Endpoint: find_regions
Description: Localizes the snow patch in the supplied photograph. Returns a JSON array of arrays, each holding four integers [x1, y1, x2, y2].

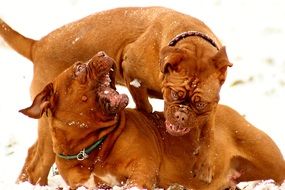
[[72, 37, 80, 44], [238, 180, 285, 190], [81, 173, 96, 189], [130, 79, 141, 88], [95, 173, 120, 187]]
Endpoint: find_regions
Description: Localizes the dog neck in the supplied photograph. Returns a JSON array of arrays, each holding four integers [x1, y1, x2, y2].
[[56, 136, 107, 161], [168, 31, 219, 50], [97, 111, 126, 160], [49, 111, 126, 161]]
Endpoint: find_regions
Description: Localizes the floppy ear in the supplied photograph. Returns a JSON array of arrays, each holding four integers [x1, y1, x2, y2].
[[19, 83, 54, 119], [160, 47, 185, 73], [212, 46, 233, 83]]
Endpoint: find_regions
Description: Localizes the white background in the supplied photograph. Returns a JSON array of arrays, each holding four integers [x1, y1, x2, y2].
[[0, 0, 284, 189]]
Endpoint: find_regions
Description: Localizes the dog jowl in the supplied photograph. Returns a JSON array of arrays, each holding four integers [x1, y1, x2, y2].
[[19, 51, 130, 188], [160, 43, 232, 183], [161, 46, 232, 136], [20, 51, 129, 136]]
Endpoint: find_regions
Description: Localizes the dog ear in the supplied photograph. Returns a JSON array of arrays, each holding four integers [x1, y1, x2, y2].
[[19, 83, 54, 119], [212, 46, 233, 83], [160, 47, 184, 73]]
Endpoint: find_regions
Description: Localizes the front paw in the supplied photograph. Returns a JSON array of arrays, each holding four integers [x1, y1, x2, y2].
[[193, 158, 214, 183], [17, 170, 29, 184], [167, 184, 187, 190]]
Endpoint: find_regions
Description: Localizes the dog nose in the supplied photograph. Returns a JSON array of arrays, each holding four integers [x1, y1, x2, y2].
[[174, 111, 188, 123]]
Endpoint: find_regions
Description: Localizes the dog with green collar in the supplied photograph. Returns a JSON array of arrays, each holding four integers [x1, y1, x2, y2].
[[20, 52, 285, 189]]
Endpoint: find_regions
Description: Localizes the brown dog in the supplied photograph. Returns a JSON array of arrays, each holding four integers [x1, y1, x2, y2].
[[0, 7, 230, 113], [20, 51, 285, 190], [1, 7, 231, 184]]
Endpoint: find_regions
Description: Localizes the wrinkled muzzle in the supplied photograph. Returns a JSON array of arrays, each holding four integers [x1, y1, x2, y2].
[[88, 52, 129, 115], [164, 104, 199, 136], [98, 86, 129, 115], [87, 51, 116, 88]]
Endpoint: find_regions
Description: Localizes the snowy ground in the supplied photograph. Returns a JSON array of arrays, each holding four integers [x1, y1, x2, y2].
[[0, 0, 284, 189]]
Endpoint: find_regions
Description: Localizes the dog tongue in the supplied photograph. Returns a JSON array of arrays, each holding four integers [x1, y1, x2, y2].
[[98, 87, 129, 114]]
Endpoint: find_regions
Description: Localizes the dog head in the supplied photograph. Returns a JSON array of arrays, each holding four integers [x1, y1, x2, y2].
[[160, 44, 232, 136], [20, 51, 129, 131]]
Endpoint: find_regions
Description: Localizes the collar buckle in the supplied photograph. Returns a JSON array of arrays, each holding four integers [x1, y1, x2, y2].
[[77, 149, 89, 161]]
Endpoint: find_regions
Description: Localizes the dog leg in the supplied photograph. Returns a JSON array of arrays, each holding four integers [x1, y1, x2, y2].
[[17, 119, 55, 185], [167, 184, 188, 190], [17, 141, 38, 183], [193, 124, 214, 183], [122, 32, 161, 113], [124, 177, 156, 190], [125, 77, 153, 113], [232, 120, 285, 183], [193, 150, 214, 183], [124, 161, 159, 189]]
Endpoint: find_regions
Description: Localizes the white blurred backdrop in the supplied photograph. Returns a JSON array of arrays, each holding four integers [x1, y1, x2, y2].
[[0, 0, 284, 189]]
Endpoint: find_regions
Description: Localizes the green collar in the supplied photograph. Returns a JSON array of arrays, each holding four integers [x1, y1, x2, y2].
[[57, 136, 106, 161]]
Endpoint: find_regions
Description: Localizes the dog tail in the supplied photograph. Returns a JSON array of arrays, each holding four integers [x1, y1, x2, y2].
[[0, 18, 36, 61]]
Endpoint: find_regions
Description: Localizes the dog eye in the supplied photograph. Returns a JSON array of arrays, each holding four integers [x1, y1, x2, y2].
[[171, 90, 179, 100], [195, 101, 207, 111], [74, 63, 87, 84], [177, 91, 185, 99], [75, 64, 87, 75], [171, 90, 185, 101]]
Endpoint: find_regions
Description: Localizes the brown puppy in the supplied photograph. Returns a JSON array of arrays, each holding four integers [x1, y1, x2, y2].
[[1, 7, 231, 183], [20, 51, 285, 190]]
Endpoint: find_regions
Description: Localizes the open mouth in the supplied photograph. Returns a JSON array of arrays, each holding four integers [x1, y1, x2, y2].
[[97, 64, 129, 115], [165, 120, 191, 136], [99, 64, 116, 89]]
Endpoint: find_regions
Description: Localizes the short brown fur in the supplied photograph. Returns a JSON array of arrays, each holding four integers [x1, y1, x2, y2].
[[20, 52, 285, 190], [1, 7, 232, 184]]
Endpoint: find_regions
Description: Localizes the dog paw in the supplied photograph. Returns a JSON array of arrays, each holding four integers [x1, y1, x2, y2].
[[17, 172, 29, 184], [193, 158, 214, 183], [167, 184, 187, 190]]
